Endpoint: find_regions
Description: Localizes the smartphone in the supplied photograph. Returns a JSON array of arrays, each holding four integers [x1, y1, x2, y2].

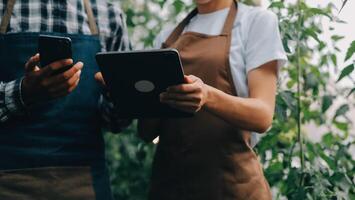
[[38, 35, 73, 74]]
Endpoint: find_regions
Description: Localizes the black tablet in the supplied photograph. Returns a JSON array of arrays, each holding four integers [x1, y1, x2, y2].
[[96, 49, 193, 118]]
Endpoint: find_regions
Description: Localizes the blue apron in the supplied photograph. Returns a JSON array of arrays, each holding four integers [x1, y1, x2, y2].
[[0, 1, 113, 198]]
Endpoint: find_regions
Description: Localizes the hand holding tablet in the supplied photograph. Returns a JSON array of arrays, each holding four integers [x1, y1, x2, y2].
[[95, 49, 194, 118]]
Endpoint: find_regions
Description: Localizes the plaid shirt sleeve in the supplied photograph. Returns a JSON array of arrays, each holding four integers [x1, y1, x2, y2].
[[98, 3, 132, 133], [0, 79, 26, 123]]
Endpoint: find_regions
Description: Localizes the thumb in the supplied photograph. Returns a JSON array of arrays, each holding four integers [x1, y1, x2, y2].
[[95, 72, 106, 87], [184, 75, 197, 84], [25, 54, 40, 73]]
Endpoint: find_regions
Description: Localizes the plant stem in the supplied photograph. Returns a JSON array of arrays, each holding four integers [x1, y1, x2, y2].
[[296, 0, 305, 187]]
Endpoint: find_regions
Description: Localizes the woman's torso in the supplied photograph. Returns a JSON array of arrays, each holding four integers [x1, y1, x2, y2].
[[148, 2, 279, 199], [155, 3, 287, 146]]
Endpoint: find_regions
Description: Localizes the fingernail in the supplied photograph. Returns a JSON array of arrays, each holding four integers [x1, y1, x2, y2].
[[79, 62, 84, 68], [76, 63, 84, 70]]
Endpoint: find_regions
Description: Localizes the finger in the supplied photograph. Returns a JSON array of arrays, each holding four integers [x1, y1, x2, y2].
[[25, 53, 40, 72], [48, 71, 81, 94], [34, 66, 41, 72], [165, 100, 199, 113], [184, 75, 198, 84], [95, 72, 106, 86], [49, 59, 74, 71], [38, 59, 74, 77], [167, 82, 201, 93], [160, 92, 200, 102], [41, 62, 83, 84]]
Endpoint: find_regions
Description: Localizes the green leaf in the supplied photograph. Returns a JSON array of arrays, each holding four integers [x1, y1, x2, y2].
[[308, 8, 332, 19], [280, 91, 297, 114], [333, 104, 350, 119], [275, 103, 287, 122], [319, 152, 337, 169], [331, 35, 345, 42], [322, 133, 336, 146], [321, 95, 333, 113], [304, 28, 321, 43], [344, 40, 355, 61], [173, 0, 184, 14], [337, 64, 354, 82], [334, 121, 348, 131], [330, 54, 337, 66], [305, 73, 319, 90], [339, 0, 348, 13], [283, 39, 291, 53], [268, 1, 285, 9], [347, 88, 355, 97]]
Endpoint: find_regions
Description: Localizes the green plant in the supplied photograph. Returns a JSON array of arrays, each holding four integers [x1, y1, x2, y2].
[[105, 1, 355, 199]]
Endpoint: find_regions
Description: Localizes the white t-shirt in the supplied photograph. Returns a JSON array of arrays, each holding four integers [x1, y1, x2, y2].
[[155, 3, 287, 146]]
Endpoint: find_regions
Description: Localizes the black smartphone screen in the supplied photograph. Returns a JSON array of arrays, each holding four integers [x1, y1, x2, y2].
[[38, 35, 73, 73]]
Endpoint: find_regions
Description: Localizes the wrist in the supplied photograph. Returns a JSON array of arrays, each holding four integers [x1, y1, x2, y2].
[[20, 77, 35, 106], [203, 84, 215, 111], [19, 77, 27, 107]]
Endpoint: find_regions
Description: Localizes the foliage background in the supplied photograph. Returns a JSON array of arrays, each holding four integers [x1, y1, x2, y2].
[[105, 0, 355, 199]]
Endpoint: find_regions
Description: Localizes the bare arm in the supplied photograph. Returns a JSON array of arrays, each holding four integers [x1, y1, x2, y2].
[[161, 60, 278, 133], [204, 61, 278, 133]]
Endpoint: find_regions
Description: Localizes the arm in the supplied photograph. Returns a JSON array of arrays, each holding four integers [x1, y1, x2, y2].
[[204, 61, 278, 133], [1, 54, 82, 123], [160, 60, 278, 133], [95, 73, 132, 133], [98, 91, 133, 133]]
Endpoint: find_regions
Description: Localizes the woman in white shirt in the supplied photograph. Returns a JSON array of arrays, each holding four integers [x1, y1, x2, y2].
[[138, 0, 287, 199]]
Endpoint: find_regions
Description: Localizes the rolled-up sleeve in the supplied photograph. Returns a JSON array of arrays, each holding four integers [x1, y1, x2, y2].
[[0, 79, 26, 123]]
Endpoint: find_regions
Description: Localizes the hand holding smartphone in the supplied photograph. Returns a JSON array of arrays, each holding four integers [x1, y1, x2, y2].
[[20, 35, 83, 105]]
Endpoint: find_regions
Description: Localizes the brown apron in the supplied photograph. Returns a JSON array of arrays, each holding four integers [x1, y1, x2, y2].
[[148, 1, 272, 199], [0, 0, 98, 199]]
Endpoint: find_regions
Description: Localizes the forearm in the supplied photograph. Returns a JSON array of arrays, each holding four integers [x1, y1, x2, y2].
[[99, 95, 132, 133], [138, 119, 161, 142], [204, 86, 274, 133], [0, 79, 26, 123]]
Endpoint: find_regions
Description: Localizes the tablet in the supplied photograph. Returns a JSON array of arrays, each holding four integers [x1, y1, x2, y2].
[[96, 49, 193, 118]]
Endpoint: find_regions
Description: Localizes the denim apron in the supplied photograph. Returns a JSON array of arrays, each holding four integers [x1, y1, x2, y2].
[[0, 1, 112, 199]]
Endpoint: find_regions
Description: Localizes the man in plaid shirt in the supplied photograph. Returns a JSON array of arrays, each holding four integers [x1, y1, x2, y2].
[[0, 0, 131, 199]]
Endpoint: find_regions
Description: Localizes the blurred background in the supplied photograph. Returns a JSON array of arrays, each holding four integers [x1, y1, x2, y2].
[[105, 0, 355, 199]]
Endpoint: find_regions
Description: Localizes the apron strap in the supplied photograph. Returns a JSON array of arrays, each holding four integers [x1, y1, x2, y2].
[[221, 0, 238, 35], [83, 0, 99, 35], [0, 0, 16, 34], [0, 0, 99, 35], [162, 8, 198, 48]]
